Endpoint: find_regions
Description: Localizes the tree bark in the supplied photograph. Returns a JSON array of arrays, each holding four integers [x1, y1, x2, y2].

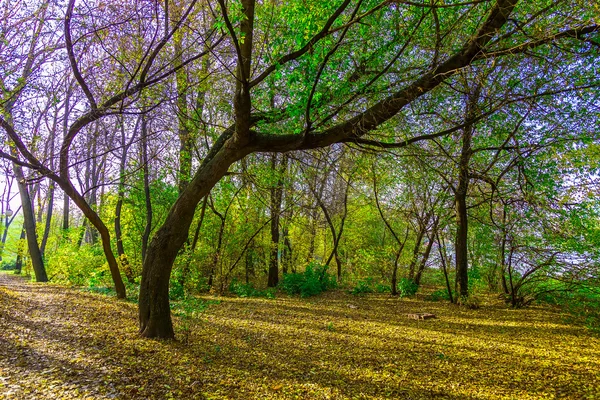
[[454, 84, 481, 299], [138, 140, 248, 338], [115, 117, 135, 284], [14, 228, 26, 274], [268, 154, 285, 287], [12, 155, 47, 282], [141, 115, 153, 262]]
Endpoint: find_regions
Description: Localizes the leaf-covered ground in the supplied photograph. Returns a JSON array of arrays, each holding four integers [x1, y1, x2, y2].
[[1, 272, 598, 399]]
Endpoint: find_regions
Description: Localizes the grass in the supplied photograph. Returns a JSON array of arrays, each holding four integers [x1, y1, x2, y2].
[[0, 271, 599, 399]]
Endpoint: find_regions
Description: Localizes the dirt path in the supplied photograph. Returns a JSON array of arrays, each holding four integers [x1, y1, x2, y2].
[[1, 271, 600, 399], [0, 272, 141, 399]]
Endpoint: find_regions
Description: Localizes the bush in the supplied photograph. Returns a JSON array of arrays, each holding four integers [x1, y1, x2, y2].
[[229, 280, 276, 299], [170, 279, 186, 300], [280, 263, 337, 297], [535, 282, 600, 332], [350, 278, 374, 295], [46, 243, 107, 287], [457, 294, 481, 309], [375, 283, 391, 293], [397, 278, 419, 297], [1, 261, 16, 271], [427, 288, 453, 302]]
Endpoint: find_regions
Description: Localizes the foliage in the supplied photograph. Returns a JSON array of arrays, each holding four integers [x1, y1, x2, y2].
[[397, 278, 419, 298], [349, 278, 374, 295], [427, 288, 453, 302], [457, 294, 481, 310], [46, 241, 110, 288], [279, 262, 337, 297], [0, 260, 16, 271], [228, 280, 276, 299], [536, 280, 600, 332]]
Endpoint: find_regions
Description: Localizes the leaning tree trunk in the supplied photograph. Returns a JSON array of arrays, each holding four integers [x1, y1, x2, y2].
[[138, 140, 247, 338]]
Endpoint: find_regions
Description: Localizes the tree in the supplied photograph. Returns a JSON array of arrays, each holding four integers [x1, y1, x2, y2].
[[137, 0, 598, 337]]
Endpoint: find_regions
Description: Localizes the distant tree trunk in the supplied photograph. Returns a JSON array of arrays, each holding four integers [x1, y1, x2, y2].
[[181, 195, 208, 289], [208, 209, 225, 289], [62, 194, 70, 231], [268, 154, 285, 287], [499, 207, 509, 294], [115, 117, 135, 284], [14, 228, 26, 275], [12, 151, 47, 282], [281, 225, 292, 274], [436, 230, 454, 303], [373, 168, 409, 296], [414, 216, 439, 286], [408, 212, 431, 281], [141, 116, 153, 261], [40, 181, 54, 257]]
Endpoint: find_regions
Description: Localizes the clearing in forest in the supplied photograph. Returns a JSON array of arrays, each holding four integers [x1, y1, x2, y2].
[[0, 272, 598, 399]]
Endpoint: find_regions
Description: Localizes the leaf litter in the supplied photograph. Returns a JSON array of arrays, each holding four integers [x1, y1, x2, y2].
[[0, 272, 599, 399]]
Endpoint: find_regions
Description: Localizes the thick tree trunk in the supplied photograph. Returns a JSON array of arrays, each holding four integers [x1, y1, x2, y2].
[[138, 141, 247, 338], [454, 85, 480, 299]]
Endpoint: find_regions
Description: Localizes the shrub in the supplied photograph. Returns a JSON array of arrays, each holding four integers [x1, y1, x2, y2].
[[350, 278, 374, 295], [229, 280, 276, 299], [375, 283, 391, 293], [46, 243, 107, 287], [397, 278, 419, 297], [457, 294, 481, 309], [169, 278, 186, 300], [1, 261, 16, 271], [427, 288, 453, 302], [280, 262, 336, 297]]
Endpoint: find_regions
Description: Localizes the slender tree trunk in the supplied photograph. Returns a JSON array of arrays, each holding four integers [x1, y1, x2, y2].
[[40, 181, 54, 257], [499, 207, 509, 294], [408, 213, 430, 281], [14, 228, 26, 275], [282, 226, 292, 274], [62, 195, 69, 231], [115, 118, 135, 284], [12, 153, 47, 282], [268, 154, 284, 287], [436, 230, 454, 303], [141, 116, 153, 261], [414, 216, 439, 286]]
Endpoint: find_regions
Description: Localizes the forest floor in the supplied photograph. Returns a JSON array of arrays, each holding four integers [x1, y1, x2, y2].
[[0, 272, 599, 400]]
